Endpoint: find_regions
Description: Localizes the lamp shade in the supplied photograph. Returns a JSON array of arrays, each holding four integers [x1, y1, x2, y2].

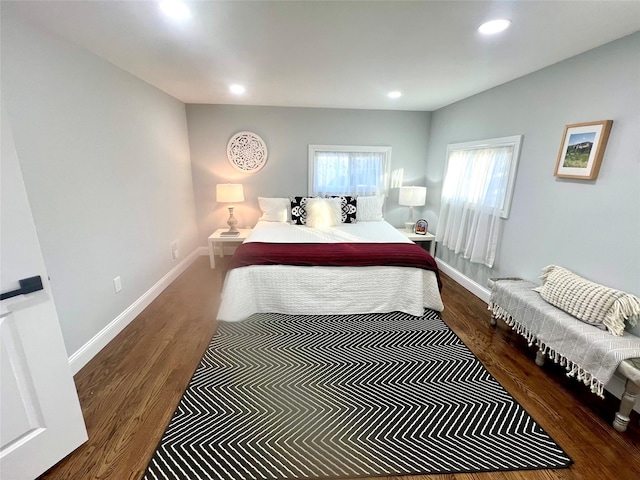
[[216, 183, 244, 203], [398, 186, 426, 206]]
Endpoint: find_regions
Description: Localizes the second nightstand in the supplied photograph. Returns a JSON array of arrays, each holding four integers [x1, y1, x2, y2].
[[397, 228, 436, 256], [207, 228, 252, 268]]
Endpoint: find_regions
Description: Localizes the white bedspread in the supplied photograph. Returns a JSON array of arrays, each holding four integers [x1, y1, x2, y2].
[[245, 220, 413, 244], [217, 221, 444, 321]]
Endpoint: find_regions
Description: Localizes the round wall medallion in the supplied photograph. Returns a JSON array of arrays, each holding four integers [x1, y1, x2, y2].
[[226, 131, 268, 173]]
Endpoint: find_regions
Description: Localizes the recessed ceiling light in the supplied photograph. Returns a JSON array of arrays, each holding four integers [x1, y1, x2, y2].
[[388, 91, 402, 99], [229, 84, 246, 95], [159, 1, 191, 20], [478, 19, 511, 35]]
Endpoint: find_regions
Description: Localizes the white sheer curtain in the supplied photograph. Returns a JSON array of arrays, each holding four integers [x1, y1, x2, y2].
[[436, 145, 513, 267], [312, 151, 390, 197]]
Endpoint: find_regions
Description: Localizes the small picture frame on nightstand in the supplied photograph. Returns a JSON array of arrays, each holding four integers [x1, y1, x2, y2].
[[415, 219, 428, 235]]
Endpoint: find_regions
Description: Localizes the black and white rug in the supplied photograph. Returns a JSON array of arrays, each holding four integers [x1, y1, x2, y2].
[[144, 310, 571, 479]]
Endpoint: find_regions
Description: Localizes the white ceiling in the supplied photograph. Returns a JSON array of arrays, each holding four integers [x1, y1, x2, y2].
[[5, 1, 640, 111]]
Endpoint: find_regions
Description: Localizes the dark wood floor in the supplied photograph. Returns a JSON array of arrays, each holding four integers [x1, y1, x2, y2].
[[40, 256, 640, 480]]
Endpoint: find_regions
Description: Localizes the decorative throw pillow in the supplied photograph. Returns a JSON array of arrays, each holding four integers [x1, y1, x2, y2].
[[289, 196, 314, 225], [533, 265, 640, 336], [258, 197, 289, 222], [326, 195, 357, 223], [306, 198, 342, 229], [356, 195, 385, 222]]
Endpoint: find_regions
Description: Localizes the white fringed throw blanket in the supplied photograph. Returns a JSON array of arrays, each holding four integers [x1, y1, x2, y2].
[[489, 280, 640, 398]]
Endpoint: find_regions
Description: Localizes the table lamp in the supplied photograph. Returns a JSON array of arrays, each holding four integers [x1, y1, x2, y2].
[[399, 186, 426, 232], [216, 183, 244, 236]]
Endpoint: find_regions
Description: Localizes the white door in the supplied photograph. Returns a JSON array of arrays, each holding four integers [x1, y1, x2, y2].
[[1, 105, 88, 479]]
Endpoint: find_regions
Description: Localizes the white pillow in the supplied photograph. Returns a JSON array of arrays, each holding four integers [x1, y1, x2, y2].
[[305, 198, 342, 229], [533, 265, 640, 336], [356, 195, 385, 221], [258, 197, 289, 222]]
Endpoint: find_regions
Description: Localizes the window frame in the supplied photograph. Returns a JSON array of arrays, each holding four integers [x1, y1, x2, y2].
[[308, 144, 392, 196], [444, 135, 523, 219]]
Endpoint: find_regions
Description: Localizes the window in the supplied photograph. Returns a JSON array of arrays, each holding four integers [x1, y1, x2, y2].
[[308, 145, 391, 197], [442, 135, 522, 219], [436, 135, 522, 267]]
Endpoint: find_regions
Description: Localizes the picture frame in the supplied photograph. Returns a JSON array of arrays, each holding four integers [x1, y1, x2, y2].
[[414, 219, 428, 235], [554, 120, 613, 180]]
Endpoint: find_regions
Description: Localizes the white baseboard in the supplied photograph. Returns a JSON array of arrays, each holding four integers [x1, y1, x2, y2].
[[68, 247, 202, 375], [435, 258, 491, 303]]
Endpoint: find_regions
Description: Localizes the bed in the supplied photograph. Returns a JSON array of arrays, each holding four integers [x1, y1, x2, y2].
[[216, 219, 444, 322]]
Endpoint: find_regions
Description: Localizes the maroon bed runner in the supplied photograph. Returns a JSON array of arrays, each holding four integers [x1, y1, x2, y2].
[[229, 242, 441, 290]]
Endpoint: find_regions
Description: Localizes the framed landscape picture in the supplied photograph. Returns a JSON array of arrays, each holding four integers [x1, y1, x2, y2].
[[554, 120, 613, 179]]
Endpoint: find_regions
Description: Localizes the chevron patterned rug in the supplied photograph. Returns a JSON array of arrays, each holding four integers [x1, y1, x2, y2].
[[143, 310, 571, 479]]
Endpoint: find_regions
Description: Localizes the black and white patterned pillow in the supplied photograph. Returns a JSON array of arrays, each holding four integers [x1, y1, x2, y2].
[[289, 196, 313, 225], [326, 196, 357, 223]]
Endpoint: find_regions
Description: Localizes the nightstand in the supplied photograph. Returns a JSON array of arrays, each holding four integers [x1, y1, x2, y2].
[[207, 228, 252, 268], [397, 228, 436, 256]]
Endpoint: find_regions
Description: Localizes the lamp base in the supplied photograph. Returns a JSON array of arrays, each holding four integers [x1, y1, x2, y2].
[[225, 206, 240, 235]]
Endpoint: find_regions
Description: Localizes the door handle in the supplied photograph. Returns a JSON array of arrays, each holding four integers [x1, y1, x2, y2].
[[1, 276, 44, 301]]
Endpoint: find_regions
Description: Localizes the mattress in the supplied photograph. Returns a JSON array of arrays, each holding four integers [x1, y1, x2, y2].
[[217, 221, 444, 321]]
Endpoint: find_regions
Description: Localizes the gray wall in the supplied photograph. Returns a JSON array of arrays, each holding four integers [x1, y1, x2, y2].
[[1, 12, 199, 356], [186, 105, 431, 244], [426, 33, 640, 334]]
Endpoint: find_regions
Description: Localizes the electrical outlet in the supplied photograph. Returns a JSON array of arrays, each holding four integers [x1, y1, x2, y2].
[[171, 240, 179, 261], [113, 276, 122, 293]]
